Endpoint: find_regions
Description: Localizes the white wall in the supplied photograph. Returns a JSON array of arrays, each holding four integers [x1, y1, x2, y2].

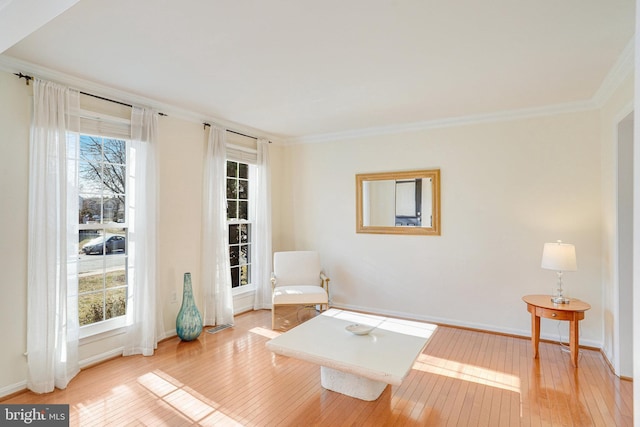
[[0, 70, 30, 395], [273, 111, 604, 345], [156, 116, 206, 336]]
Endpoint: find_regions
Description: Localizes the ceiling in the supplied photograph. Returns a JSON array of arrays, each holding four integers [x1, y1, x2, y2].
[[1, 0, 635, 141]]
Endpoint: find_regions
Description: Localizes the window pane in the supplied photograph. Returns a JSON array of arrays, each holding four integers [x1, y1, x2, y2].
[[105, 258, 126, 289], [238, 201, 248, 220], [240, 244, 249, 265], [78, 264, 104, 293], [229, 224, 239, 245], [227, 161, 237, 178], [240, 264, 250, 286], [229, 246, 239, 267], [79, 292, 104, 326], [105, 288, 127, 320], [227, 201, 237, 220], [103, 139, 126, 165], [102, 164, 126, 195], [230, 267, 239, 288], [238, 163, 248, 179], [79, 196, 101, 224], [227, 178, 237, 199], [239, 224, 249, 243], [79, 162, 102, 194], [105, 228, 127, 254], [238, 179, 248, 199], [80, 135, 102, 162], [103, 196, 126, 223]]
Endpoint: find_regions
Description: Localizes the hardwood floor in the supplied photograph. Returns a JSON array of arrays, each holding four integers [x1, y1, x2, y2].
[[2, 309, 633, 426]]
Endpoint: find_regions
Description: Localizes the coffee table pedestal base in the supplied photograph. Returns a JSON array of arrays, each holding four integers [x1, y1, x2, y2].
[[320, 367, 388, 401]]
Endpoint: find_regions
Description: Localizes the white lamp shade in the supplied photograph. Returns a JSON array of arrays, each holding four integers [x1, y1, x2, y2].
[[541, 242, 577, 272]]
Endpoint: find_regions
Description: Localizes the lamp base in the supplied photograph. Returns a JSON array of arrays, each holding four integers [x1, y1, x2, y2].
[[551, 296, 570, 304]]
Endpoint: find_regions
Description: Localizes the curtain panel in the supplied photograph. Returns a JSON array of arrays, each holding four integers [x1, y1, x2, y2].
[[202, 125, 235, 326], [123, 106, 162, 356], [254, 139, 273, 309], [27, 79, 81, 393]]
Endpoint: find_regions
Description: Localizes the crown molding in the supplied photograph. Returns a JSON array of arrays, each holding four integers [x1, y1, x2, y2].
[[591, 37, 634, 108], [282, 100, 598, 145], [283, 36, 635, 145], [0, 54, 284, 143]]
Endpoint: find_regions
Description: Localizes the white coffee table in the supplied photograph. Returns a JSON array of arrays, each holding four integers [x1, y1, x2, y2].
[[266, 308, 437, 401]]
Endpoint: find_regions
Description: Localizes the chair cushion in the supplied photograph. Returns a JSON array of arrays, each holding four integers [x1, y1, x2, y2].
[[273, 251, 321, 287], [273, 285, 328, 305]]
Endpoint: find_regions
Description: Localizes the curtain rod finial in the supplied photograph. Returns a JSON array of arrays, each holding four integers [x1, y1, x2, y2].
[[14, 72, 33, 85]]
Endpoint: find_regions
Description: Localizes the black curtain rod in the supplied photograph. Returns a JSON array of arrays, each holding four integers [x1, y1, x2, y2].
[[203, 122, 271, 143], [14, 72, 33, 84], [15, 72, 167, 116]]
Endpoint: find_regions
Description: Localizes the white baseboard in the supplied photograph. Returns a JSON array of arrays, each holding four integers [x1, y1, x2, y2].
[[79, 348, 124, 369], [0, 380, 27, 399]]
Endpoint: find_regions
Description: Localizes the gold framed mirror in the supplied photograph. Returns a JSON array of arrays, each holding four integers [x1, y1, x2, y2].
[[356, 169, 441, 235]]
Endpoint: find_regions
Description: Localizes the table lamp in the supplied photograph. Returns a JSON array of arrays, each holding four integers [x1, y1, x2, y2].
[[541, 240, 577, 304]]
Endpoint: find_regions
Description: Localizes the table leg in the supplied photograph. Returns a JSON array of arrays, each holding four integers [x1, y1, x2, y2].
[[321, 367, 388, 401], [531, 309, 540, 359], [569, 317, 579, 367]]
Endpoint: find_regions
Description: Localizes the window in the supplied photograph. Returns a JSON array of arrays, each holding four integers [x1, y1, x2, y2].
[[226, 160, 253, 290], [76, 134, 129, 329]]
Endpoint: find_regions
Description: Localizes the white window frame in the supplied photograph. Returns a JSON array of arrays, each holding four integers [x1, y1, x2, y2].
[[76, 133, 131, 339]]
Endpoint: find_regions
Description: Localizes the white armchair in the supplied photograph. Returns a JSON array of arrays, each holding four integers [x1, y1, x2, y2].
[[271, 251, 330, 329]]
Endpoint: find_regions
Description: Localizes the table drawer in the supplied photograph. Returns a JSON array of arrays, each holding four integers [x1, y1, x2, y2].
[[535, 307, 573, 321]]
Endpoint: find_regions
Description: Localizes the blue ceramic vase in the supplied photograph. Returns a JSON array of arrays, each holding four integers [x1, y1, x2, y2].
[[176, 272, 203, 341]]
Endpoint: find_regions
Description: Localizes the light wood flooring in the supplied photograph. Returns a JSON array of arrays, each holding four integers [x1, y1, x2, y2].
[[2, 308, 633, 426]]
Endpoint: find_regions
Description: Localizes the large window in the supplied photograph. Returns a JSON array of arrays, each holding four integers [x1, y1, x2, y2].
[[76, 134, 129, 328], [226, 160, 252, 289]]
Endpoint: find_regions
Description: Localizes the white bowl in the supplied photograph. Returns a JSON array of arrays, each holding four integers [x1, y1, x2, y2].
[[345, 323, 375, 335]]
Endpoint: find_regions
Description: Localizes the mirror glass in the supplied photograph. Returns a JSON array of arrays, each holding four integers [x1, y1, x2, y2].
[[356, 169, 440, 235]]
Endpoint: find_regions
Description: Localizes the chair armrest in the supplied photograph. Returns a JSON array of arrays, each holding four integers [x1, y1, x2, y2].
[[320, 272, 330, 294], [271, 272, 277, 290]]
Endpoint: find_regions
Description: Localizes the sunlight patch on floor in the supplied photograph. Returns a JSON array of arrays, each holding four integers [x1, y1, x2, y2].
[[413, 354, 521, 394], [134, 370, 244, 425], [137, 371, 179, 396], [250, 326, 282, 339]]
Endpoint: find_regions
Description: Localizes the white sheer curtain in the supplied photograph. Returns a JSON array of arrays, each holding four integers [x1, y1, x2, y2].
[[254, 139, 273, 309], [123, 106, 161, 356], [202, 125, 234, 326], [27, 79, 80, 393]]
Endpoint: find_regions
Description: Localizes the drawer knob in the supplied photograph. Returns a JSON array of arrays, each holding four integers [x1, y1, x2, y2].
[[552, 313, 557, 317]]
